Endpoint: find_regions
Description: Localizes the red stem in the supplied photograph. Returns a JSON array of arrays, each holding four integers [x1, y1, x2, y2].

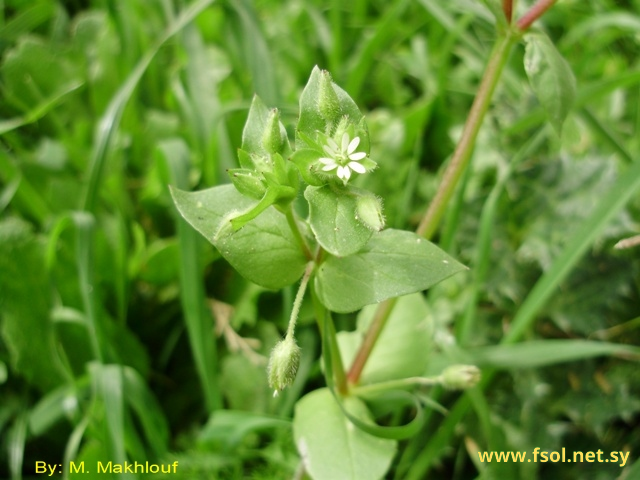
[[517, 0, 557, 31], [503, 0, 513, 23]]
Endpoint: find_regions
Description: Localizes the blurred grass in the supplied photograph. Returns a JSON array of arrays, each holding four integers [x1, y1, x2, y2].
[[1, 0, 640, 479]]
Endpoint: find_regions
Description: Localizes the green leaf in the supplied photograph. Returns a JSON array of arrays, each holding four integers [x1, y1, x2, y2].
[[170, 184, 307, 289], [524, 32, 577, 135], [297, 66, 369, 149], [338, 294, 432, 384], [199, 410, 289, 450], [122, 367, 169, 458], [293, 388, 396, 480], [452, 340, 640, 369], [305, 185, 373, 257], [315, 229, 466, 313]]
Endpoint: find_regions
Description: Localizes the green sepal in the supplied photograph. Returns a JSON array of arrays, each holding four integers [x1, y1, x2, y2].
[[227, 168, 266, 200], [297, 66, 369, 150], [290, 149, 325, 186], [242, 94, 290, 156]]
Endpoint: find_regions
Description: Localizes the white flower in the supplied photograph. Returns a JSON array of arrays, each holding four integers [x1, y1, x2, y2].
[[319, 133, 367, 183]]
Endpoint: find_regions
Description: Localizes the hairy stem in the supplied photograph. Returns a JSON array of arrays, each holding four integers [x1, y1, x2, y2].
[[287, 262, 315, 339]]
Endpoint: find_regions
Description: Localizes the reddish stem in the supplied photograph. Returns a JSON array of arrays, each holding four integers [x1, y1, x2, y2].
[[517, 0, 557, 31], [503, 0, 513, 23]]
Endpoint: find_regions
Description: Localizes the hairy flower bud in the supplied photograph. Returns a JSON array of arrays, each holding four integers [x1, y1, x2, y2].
[[262, 108, 284, 154], [267, 336, 301, 396], [356, 194, 385, 232], [441, 365, 481, 390], [318, 70, 341, 122]]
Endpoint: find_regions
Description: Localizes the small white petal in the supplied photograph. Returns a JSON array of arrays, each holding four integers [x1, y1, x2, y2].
[[348, 152, 366, 161], [341, 133, 350, 152], [322, 163, 338, 171], [319, 157, 335, 165], [348, 161, 366, 173], [323, 145, 337, 156], [326, 138, 339, 152], [338, 165, 351, 180], [347, 136, 360, 154]]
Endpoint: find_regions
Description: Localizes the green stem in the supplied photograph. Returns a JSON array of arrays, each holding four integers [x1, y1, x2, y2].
[[286, 262, 314, 339], [309, 282, 348, 395], [326, 310, 348, 395], [286, 206, 313, 260], [417, 31, 516, 240], [352, 376, 440, 397]]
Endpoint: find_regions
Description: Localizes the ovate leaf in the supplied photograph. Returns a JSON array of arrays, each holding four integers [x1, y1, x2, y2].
[[524, 32, 577, 135], [305, 185, 373, 257], [170, 184, 306, 289], [293, 388, 396, 480], [315, 229, 466, 312]]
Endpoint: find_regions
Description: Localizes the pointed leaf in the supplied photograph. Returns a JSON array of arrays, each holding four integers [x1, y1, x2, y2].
[[170, 184, 306, 289], [297, 66, 369, 150], [524, 32, 577, 135], [315, 229, 466, 312], [293, 388, 396, 480]]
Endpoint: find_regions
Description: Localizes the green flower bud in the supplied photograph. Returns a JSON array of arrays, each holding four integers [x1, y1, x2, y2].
[[318, 70, 341, 123], [356, 194, 385, 232], [262, 108, 284, 154], [227, 168, 267, 200], [267, 336, 301, 397], [441, 365, 481, 390]]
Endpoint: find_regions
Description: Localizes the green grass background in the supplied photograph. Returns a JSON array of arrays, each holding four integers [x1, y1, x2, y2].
[[1, 0, 640, 478]]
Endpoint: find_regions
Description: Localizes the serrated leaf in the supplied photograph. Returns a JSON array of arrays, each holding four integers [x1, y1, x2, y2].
[[338, 293, 432, 384], [170, 184, 306, 289], [293, 388, 396, 480], [305, 184, 373, 257], [315, 229, 466, 312], [524, 32, 577, 135]]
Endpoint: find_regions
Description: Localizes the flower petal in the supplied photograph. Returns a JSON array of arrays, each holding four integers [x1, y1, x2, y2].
[[348, 152, 366, 161], [348, 161, 366, 173], [319, 157, 335, 165], [347, 136, 360, 154], [322, 163, 338, 171], [326, 138, 339, 152], [341, 133, 350, 153], [323, 144, 337, 156]]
